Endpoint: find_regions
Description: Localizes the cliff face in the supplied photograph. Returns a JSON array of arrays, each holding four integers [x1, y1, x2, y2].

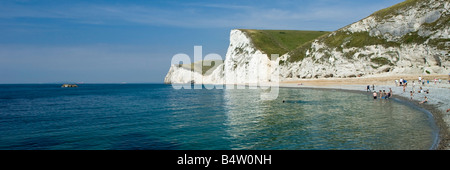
[[165, 0, 449, 84], [164, 29, 276, 85], [163, 65, 203, 84], [280, 0, 449, 79], [223, 30, 277, 84]]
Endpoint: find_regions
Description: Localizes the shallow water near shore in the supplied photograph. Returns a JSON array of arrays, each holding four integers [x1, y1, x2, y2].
[[0, 84, 437, 150]]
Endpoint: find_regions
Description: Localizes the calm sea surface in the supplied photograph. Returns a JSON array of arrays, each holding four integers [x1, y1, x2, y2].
[[0, 84, 438, 150]]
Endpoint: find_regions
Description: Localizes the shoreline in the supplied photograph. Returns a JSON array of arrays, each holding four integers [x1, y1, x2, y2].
[[280, 76, 450, 150], [390, 92, 448, 150]]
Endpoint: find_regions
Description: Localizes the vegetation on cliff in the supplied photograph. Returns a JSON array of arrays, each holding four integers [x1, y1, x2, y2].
[[239, 29, 328, 56]]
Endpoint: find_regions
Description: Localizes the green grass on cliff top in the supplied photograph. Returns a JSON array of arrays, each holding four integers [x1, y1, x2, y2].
[[239, 29, 329, 56], [371, 0, 421, 20], [180, 60, 223, 75]]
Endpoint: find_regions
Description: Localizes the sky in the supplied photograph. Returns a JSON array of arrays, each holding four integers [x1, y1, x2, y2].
[[0, 0, 404, 83]]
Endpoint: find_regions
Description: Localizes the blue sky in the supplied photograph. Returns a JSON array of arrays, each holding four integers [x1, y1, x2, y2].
[[0, 0, 403, 83]]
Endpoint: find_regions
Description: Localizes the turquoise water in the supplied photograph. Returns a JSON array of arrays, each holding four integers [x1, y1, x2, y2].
[[0, 84, 437, 150]]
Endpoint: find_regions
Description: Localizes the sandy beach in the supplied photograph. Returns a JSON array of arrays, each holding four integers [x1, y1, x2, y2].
[[281, 74, 450, 150]]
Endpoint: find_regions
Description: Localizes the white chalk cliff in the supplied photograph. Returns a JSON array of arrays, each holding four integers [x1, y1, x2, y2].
[[165, 0, 449, 84], [164, 29, 278, 85]]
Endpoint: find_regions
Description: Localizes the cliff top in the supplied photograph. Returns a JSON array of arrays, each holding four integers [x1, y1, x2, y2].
[[180, 60, 223, 75], [239, 29, 329, 56], [288, 0, 449, 63]]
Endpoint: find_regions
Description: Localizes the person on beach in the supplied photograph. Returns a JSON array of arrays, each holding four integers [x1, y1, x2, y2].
[[418, 76, 422, 83], [402, 83, 406, 93], [379, 90, 383, 99], [372, 84, 375, 91], [419, 87, 423, 93], [399, 78, 403, 86], [367, 85, 370, 92], [410, 91, 413, 100], [373, 91, 377, 99], [395, 80, 399, 86], [412, 81, 415, 93], [389, 88, 393, 98], [419, 96, 428, 104]]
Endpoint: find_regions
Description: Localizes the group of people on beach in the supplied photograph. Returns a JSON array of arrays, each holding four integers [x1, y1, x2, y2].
[[368, 76, 434, 104], [400, 76, 446, 87], [368, 84, 429, 104], [369, 86, 392, 100]]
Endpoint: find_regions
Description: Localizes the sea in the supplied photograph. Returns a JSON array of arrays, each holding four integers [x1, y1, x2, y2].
[[0, 84, 438, 150]]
